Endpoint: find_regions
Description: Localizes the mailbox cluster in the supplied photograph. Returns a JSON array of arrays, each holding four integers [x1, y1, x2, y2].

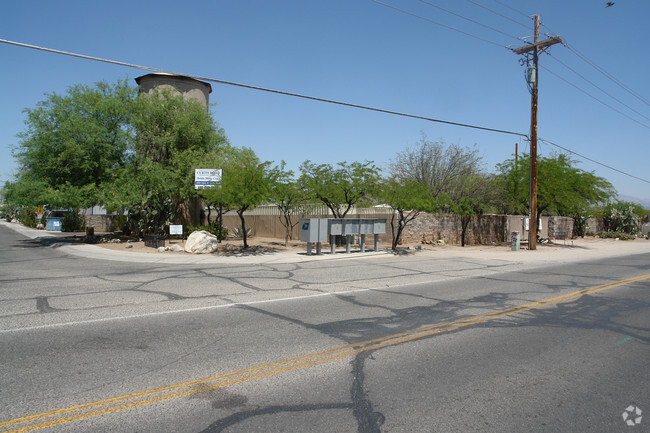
[[300, 218, 387, 255]]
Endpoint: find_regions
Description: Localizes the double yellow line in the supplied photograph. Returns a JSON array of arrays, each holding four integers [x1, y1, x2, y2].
[[2, 273, 649, 433]]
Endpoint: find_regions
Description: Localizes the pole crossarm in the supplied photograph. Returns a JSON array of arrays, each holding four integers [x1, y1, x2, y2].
[[512, 36, 563, 55]]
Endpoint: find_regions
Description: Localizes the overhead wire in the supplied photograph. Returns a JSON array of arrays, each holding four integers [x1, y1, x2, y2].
[[368, 3, 650, 184], [417, 0, 522, 42], [564, 43, 650, 107], [1, 37, 647, 185], [0, 37, 524, 137], [547, 52, 650, 123], [491, 0, 531, 20], [540, 64, 650, 130], [370, 0, 509, 48], [463, 0, 531, 30], [539, 138, 650, 184]]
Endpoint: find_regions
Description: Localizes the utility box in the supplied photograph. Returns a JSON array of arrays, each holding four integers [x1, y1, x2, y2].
[[300, 218, 328, 243], [511, 231, 520, 251]]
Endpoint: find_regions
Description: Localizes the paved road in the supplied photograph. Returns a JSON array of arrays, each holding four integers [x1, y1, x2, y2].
[[0, 224, 648, 432]]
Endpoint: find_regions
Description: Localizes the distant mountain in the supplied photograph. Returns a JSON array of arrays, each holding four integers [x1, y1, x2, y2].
[[618, 195, 650, 210]]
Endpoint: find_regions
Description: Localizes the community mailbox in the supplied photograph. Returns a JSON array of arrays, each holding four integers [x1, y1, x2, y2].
[[342, 219, 360, 236], [299, 218, 328, 243], [373, 219, 387, 235], [328, 219, 343, 236]]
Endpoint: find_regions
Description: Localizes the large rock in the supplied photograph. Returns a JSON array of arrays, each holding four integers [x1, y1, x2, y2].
[[184, 230, 219, 254]]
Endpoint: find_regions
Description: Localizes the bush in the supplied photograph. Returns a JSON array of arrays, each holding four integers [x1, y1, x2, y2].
[[1, 204, 20, 221], [61, 210, 86, 232], [186, 223, 228, 240], [61, 211, 86, 232], [18, 207, 38, 228], [128, 197, 175, 236], [111, 214, 128, 232], [572, 214, 589, 238], [598, 231, 636, 240], [603, 205, 641, 234], [233, 225, 252, 238]]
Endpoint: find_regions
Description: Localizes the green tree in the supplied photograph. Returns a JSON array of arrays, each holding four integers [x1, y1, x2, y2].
[[447, 173, 497, 246], [495, 153, 615, 237], [201, 148, 271, 248], [12, 80, 136, 208], [379, 178, 433, 250], [107, 87, 230, 230], [299, 160, 381, 218], [269, 162, 309, 246], [496, 153, 615, 216]]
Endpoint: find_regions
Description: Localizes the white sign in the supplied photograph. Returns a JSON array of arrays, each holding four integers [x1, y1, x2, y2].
[[169, 225, 183, 235], [194, 168, 222, 190]]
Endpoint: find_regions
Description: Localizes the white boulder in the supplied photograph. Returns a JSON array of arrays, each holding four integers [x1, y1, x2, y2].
[[184, 230, 219, 254]]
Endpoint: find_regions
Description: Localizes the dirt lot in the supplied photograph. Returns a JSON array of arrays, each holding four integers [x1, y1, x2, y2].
[[93, 233, 650, 259], [96, 236, 308, 255]]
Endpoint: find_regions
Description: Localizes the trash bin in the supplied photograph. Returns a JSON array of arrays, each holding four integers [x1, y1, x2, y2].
[[45, 210, 69, 231], [46, 217, 63, 231]]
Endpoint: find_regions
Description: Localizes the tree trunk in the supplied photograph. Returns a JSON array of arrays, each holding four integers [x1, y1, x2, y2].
[[238, 211, 248, 248], [460, 215, 471, 247]]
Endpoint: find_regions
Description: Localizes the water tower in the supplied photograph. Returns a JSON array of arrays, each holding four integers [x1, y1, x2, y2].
[[135, 74, 212, 109], [134, 74, 213, 226]]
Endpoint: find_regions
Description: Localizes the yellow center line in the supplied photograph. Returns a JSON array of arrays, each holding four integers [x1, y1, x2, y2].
[[2, 273, 649, 433]]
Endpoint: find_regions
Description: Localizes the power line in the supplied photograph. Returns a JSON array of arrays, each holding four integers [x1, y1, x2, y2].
[[491, 0, 530, 20], [463, 0, 531, 30], [547, 52, 650, 123], [2, 38, 647, 186], [564, 43, 650, 107], [539, 138, 650, 184], [540, 64, 650, 130], [0, 37, 524, 137], [371, 0, 508, 48], [418, 0, 522, 42]]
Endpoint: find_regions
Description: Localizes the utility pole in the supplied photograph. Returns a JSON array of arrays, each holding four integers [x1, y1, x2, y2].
[[513, 15, 562, 250]]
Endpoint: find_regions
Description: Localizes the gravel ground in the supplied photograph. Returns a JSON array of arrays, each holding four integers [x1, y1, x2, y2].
[[95, 233, 650, 265]]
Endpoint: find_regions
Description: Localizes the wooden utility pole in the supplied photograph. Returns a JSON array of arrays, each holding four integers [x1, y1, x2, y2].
[[513, 15, 562, 250]]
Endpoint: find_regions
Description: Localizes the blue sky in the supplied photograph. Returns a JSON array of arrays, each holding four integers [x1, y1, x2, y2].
[[2, 0, 649, 204]]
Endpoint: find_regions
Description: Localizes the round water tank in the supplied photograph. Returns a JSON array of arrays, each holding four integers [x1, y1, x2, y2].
[[135, 74, 212, 109]]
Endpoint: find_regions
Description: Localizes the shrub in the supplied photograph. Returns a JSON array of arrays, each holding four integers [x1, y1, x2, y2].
[[128, 197, 175, 236], [61, 211, 86, 232], [233, 225, 252, 238], [598, 231, 636, 240], [603, 205, 641, 234], [1, 204, 20, 221], [572, 214, 589, 238], [18, 207, 38, 228], [111, 214, 128, 232], [186, 223, 228, 240]]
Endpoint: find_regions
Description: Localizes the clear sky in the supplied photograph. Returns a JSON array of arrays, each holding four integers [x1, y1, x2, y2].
[[2, 0, 649, 204]]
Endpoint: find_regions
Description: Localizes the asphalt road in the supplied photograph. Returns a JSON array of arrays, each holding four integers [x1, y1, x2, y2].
[[0, 224, 648, 432]]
